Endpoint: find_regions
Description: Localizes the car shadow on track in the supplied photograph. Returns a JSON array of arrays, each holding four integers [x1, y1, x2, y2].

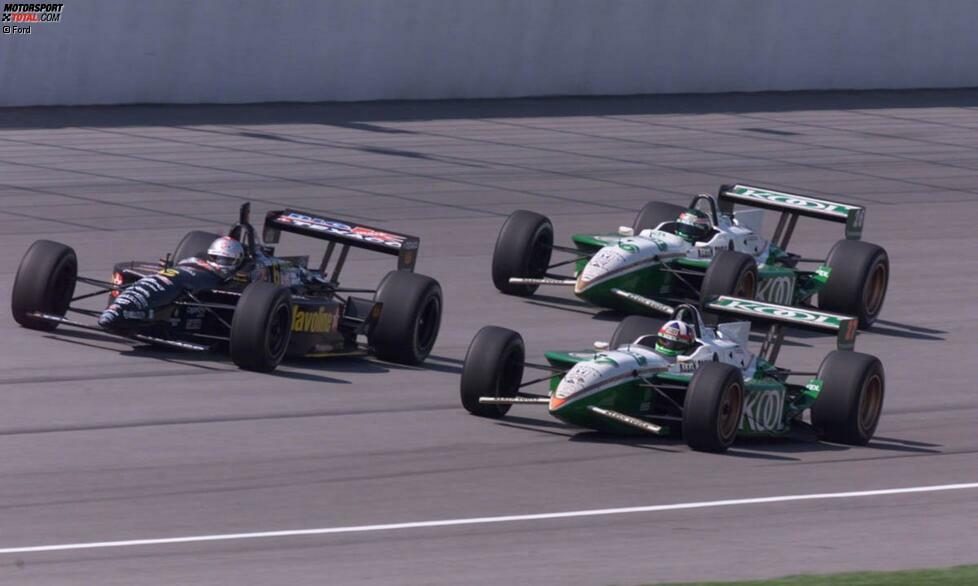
[[489, 416, 942, 460]]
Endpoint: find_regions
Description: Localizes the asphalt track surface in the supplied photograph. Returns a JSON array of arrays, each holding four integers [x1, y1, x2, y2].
[[1, 90, 977, 585]]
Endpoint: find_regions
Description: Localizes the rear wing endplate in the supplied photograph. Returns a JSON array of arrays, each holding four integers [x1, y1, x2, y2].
[[705, 296, 858, 351], [263, 210, 420, 271], [718, 184, 865, 241]]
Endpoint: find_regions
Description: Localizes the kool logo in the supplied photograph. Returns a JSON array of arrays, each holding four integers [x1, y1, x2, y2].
[[618, 243, 639, 253], [757, 275, 794, 305], [721, 298, 838, 326], [742, 389, 784, 432], [732, 187, 856, 216], [292, 306, 333, 333]]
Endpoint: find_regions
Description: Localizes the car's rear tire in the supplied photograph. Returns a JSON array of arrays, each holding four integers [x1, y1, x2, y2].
[[11, 240, 78, 331], [369, 271, 443, 365], [811, 350, 885, 445], [460, 326, 525, 418], [610, 315, 666, 349], [491, 210, 553, 296], [633, 201, 686, 233], [230, 281, 292, 372], [683, 362, 744, 453], [174, 230, 222, 263], [700, 250, 758, 305], [818, 240, 889, 329]]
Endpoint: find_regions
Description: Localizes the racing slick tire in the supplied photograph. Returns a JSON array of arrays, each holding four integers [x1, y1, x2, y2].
[[700, 250, 758, 305], [370, 270, 442, 365], [11, 240, 78, 331], [491, 210, 553, 297], [632, 201, 686, 233], [460, 326, 525, 418], [683, 362, 745, 453], [610, 315, 666, 349], [230, 281, 293, 372], [173, 230, 222, 264], [818, 240, 889, 329], [811, 350, 885, 445]]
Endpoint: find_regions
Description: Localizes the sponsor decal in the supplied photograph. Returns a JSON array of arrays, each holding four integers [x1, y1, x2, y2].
[[618, 242, 639, 254], [291, 306, 335, 333], [756, 275, 795, 305], [2, 2, 63, 35], [728, 186, 859, 218], [742, 389, 785, 432], [678, 360, 703, 373], [594, 354, 619, 367], [815, 265, 832, 282], [714, 297, 842, 328], [278, 213, 407, 249], [696, 246, 714, 258]]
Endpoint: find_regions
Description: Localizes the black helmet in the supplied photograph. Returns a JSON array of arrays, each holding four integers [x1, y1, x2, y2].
[[676, 208, 711, 242]]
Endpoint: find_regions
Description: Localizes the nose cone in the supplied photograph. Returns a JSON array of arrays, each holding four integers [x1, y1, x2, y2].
[[575, 246, 633, 293], [549, 362, 603, 412], [98, 305, 122, 330]]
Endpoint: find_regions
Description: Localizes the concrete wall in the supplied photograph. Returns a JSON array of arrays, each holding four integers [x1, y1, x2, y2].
[[2, 0, 977, 107]]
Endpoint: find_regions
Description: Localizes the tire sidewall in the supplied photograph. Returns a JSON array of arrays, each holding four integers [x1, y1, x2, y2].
[[460, 326, 525, 418], [11, 240, 78, 330]]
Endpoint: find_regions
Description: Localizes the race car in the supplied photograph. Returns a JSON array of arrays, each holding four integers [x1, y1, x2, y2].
[[11, 204, 442, 372], [460, 296, 884, 453], [491, 184, 889, 328]]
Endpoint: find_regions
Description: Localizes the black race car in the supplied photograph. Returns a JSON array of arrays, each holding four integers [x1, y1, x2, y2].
[[11, 204, 443, 372]]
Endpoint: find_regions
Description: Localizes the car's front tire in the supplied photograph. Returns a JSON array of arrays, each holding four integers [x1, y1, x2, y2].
[[609, 315, 666, 349], [700, 250, 758, 305], [11, 240, 78, 331], [811, 350, 885, 445], [460, 326, 525, 418], [632, 201, 686, 233], [173, 230, 222, 264], [491, 210, 553, 296], [230, 281, 293, 372], [683, 362, 744, 453], [369, 271, 442, 365]]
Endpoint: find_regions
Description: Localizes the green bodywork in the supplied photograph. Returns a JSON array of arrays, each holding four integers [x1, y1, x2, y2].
[[569, 234, 830, 316], [544, 350, 820, 437]]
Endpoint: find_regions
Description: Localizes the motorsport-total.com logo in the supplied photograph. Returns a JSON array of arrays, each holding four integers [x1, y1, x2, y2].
[[2, 3, 64, 35]]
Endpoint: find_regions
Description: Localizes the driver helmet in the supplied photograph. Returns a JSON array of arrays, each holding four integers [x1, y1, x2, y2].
[[205, 236, 245, 274], [675, 207, 711, 242], [655, 319, 695, 357]]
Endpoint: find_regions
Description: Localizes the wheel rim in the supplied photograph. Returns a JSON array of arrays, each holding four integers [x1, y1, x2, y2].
[[736, 270, 757, 299], [858, 373, 883, 435], [717, 382, 743, 444], [863, 261, 887, 318], [527, 225, 553, 277], [414, 296, 441, 355], [266, 302, 291, 360]]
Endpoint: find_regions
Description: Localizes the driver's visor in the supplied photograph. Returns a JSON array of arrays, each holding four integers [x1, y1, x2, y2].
[[657, 335, 690, 351], [207, 254, 238, 267]]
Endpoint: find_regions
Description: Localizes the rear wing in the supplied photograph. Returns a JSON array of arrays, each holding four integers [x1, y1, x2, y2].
[[717, 184, 865, 242], [705, 296, 858, 351], [263, 210, 419, 271]]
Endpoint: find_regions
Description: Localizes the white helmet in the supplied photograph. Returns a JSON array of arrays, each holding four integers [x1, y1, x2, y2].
[[206, 236, 244, 273]]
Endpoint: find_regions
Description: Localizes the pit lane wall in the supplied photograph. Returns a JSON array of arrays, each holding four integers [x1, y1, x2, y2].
[[2, 0, 977, 107]]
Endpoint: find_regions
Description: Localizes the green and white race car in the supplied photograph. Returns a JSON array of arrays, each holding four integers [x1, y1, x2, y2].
[[460, 297, 883, 453], [491, 184, 889, 328]]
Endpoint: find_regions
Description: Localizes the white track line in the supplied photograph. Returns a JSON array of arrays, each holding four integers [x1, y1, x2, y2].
[[2, 482, 976, 555]]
